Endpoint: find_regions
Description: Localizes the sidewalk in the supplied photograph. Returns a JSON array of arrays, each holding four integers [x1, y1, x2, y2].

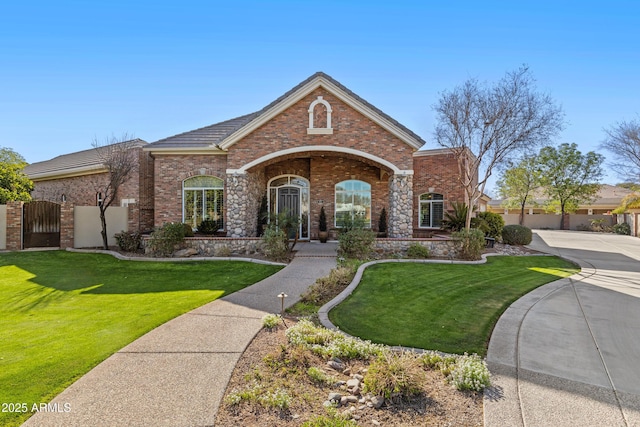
[[484, 231, 640, 427], [22, 242, 337, 427]]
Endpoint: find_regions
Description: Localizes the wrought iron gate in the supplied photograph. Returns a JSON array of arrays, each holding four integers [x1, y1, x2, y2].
[[23, 201, 61, 248]]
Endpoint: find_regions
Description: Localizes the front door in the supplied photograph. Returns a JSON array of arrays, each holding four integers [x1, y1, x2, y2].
[[278, 187, 300, 239]]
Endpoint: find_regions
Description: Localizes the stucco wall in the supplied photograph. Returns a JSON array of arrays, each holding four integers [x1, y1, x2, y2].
[[74, 206, 128, 248]]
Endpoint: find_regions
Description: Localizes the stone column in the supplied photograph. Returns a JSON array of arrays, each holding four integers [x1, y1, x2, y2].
[[388, 173, 413, 238], [226, 173, 249, 237], [226, 171, 265, 238]]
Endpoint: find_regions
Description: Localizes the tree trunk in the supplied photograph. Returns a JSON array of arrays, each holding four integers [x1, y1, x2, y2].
[[100, 207, 109, 250], [519, 202, 525, 226]]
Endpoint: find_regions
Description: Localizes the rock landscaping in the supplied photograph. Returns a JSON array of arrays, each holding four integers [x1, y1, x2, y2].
[[215, 320, 483, 427]]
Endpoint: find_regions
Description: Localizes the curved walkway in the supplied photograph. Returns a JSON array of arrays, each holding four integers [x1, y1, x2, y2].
[[23, 242, 337, 427], [484, 230, 640, 427]]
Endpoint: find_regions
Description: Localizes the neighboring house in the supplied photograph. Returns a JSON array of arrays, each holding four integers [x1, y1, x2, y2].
[[24, 73, 469, 241], [24, 139, 155, 231], [487, 184, 634, 216]]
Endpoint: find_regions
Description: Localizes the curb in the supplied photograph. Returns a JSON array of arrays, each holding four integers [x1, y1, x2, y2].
[[65, 248, 287, 266]]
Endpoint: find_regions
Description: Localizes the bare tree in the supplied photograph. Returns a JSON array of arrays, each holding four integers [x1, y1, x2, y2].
[[433, 65, 564, 228], [601, 117, 640, 183], [92, 135, 141, 249]]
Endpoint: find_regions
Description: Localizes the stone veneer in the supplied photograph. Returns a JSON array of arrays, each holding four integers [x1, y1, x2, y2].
[[143, 236, 457, 259], [388, 174, 413, 238], [374, 237, 458, 259]]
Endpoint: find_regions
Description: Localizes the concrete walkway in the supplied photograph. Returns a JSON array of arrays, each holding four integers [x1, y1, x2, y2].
[[484, 230, 640, 427], [23, 241, 337, 427]]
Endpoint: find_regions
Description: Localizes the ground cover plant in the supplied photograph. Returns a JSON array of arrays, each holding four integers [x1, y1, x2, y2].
[[329, 256, 578, 355], [0, 250, 281, 427]]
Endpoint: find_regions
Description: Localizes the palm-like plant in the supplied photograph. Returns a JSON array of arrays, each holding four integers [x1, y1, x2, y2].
[[441, 202, 475, 232]]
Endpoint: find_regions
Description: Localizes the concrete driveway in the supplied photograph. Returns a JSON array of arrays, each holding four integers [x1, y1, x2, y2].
[[485, 230, 640, 426]]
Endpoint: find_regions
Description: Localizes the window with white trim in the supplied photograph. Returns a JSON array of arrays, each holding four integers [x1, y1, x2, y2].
[[183, 176, 224, 231], [419, 193, 444, 228], [335, 180, 371, 227]]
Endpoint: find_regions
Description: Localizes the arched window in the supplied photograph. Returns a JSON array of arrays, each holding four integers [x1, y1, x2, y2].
[[335, 180, 371, 227], [419, 193, 444, 228], [183, 176, 224, 231]]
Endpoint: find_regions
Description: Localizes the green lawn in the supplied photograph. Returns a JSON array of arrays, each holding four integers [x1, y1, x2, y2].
[[0, 251, 281, 427], [329, 256, 578, 356]]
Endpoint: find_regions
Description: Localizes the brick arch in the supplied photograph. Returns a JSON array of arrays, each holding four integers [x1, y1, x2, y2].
[[231, 146, 405, 175]]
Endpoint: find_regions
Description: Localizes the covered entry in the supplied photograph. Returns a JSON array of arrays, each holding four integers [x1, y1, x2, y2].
[[268, 175, 310, 240], [23, 201, 61, 248]]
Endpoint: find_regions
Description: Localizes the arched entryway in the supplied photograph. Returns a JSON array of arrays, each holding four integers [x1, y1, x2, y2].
[[268, 175, 310, 240]]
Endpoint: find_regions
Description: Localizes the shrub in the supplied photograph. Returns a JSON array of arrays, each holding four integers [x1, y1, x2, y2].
[[363, 351, 424, 399], [262, 228, 290, 262], [302, 411, 358, 427], [262, 314, 281, 329], [452, 228, 485, 260], [225, 384, 292, 410], [502, 224, 533, 245], [148, 222, 187, 257], [182, 223, 194, 237], [406, 243, 430, 259], [447, 353, 491, 392], [421, 351, 491, 392], [197, 218, 222, 235], [338, 227, 376, 260], [114, 230, 141, 252], [475, 212, 504, 239], [378, 207, 387, 234], [319, 206, 328, 232], [442, 202, 473, 232], [307, 366, 335, 385], [613, 222, 631, 235], [300, 267, 355, 305]]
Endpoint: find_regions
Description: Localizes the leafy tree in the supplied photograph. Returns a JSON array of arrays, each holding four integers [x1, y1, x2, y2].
[[0, 147, 33, 203], [537, 143, 604, 230], [496, 156, 542, 225], [92, 135, 142, 250], [601, 117, 640, 182], [433, 65, 564, 229]]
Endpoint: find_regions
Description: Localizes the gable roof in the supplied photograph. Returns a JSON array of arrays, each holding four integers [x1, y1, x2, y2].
[[24, 139, 147, 180], [145, 72, 426, 153]]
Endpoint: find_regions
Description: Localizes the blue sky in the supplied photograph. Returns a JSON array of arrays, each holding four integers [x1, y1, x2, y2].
[[1, 1, 638, 192]]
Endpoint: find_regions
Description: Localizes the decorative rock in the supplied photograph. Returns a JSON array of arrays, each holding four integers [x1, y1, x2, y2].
[[346, 378, 360, 388], [353, 374, 364, 381], [340, 396, 349, 406], [345, 395, 358, 403], [370, 395, 385, 409], [372, 420, 381, 426], [327, 360, 346, 371], [328, 392, 342, 403], [173, 248, 198, 257], [342, 367, 351, 376]]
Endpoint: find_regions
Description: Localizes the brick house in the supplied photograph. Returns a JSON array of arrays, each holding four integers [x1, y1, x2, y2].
[[25, 72, 467, 241], [24, 140, 156, 232]]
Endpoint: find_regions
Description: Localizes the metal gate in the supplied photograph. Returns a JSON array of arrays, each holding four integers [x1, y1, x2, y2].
[[23, 201, 61, 248]]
